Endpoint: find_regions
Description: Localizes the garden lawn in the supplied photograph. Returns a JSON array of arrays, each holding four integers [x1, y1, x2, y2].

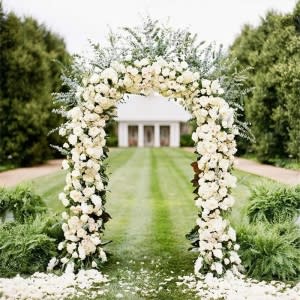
[[26, 148, 275, 299]]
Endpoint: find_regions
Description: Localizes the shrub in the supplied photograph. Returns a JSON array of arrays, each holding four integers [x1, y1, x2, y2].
[[0, 215, 63, 277], [0, 186, 47, 223], [180, 134, 194, 147], [247, 185, 300, 224], [106, 135, 118, 147], [237, 222, 300, 282]]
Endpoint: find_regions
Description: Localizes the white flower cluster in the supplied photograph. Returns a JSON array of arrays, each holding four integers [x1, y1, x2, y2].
[[58, 56, 239, 275], [191, 80, 241, 275], [0, 269, 109, 300], [178, 271, 300, 300]]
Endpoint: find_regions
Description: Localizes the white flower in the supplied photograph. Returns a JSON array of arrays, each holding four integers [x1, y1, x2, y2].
[[219, 159, 230, 171], [62, 212, 69, 220], [202, 79, 211, 89], [228, 227, 236, 241], [68, 134, 77, 146], [202, 198, 219, 211], [83, 186, 95, 197], [59, 127, 66, 136], [194, 257, 203, 274], [89, 73, 101, 84], [59, 193, 69, 206], [62, 160, 69, 170], [91, 194, 102, 208], [101, 68, 118, 84], [182, 70, 194, 84], [92, 261, 98, 268], [47, 257, 58, 271], [99, 249, 107, 262], [58, 242, 64, 251], [88, 127, 101, 137], [70, 190, 83, 202], [213, 249, 223, 259], [66, 243, 77, 254]]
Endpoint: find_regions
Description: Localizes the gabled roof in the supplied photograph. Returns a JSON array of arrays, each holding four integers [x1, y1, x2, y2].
[[116, 94, 191, 122]]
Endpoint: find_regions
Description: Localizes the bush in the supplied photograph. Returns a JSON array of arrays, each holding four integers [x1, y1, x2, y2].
[[180, 134, 194, 147], [0, 215, 63, 277], [106, 135, 118, 147], [0, 186, 47, 223], [237, 222, 300, 282], [247, 185, 300, 224]]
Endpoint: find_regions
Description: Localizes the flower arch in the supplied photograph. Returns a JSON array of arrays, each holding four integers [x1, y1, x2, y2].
[[55, 19, 245, 277]]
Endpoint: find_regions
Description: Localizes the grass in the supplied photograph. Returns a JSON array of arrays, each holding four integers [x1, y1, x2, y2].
[[23, 148, 277, 299], [0, 163, 16, 173]]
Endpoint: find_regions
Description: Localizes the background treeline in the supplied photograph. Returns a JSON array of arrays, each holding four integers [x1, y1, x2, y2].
[[0, 2, 70, 167], [1, 2, 299, 168], [230, 2, 300, 165]]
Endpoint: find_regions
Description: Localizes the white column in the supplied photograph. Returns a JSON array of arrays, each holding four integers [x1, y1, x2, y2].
[[138, 124, 144, 147], [170, 123, 180, 147], [154, 123, 160, 147], [118, 122, 128, 147]]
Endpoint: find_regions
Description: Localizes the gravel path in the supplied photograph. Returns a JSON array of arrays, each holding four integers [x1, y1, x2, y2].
[[0, 160, 62, 188], [235, 157, 300, 186]]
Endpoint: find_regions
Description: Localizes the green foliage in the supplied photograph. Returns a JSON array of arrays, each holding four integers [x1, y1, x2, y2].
[[237, 222, 300, 282], [180, 134, 194, 147], [230, 2, 300, 162], [0, 3, 70, 166], [107, 135, 118, 147], [247, 185, 300, 224], [0, 214, 63, 277], [106, 120, 118, 147], [0, 186, 47, 223]]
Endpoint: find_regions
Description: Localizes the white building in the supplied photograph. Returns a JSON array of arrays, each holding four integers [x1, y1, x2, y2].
[[117, 94, 191, 147]]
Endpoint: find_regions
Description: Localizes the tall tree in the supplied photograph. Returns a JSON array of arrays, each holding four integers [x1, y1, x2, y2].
[[230, 2, 300, 163], [0, 3, 70, 166]]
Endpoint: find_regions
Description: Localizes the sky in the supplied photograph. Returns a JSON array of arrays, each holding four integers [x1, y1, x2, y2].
[[2, 0, 298, 54]]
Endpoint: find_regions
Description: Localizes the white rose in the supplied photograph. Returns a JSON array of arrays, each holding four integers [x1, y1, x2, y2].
[[162, 68, 170, 77], [83, 186, 95, 197], [89, 73, 100, 84], [68, 134, 77, 146], [59, 127, 66, 136], [213, 249, 223, 259], [70, 190, 83, 202], [62, 160, 69, 170], [182, 70, 194, 84], [228, 227, 236, 241], [194, 257, 203, 274], [214, 262, 223, 275], [92, 261, 98, 268], [66, 243, 76, 254], [101, 68, 118, 84], [202, 198, 219, 211], [95, 83, 110, 95], [88, 127, 101, 137], [91, 194, 102, 208], [99, 249, 107, 262], [201, 79, 211, 89]]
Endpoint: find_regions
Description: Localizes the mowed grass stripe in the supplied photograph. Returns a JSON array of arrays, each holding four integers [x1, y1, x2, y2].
[[106, 148, 153, 260], [148, 149, 196, 274]]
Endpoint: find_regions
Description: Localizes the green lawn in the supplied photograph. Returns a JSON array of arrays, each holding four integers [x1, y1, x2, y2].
[[25, 148, 275, 299]]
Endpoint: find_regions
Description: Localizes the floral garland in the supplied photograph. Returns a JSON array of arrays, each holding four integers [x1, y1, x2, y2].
[[57, 56, 241, 276]]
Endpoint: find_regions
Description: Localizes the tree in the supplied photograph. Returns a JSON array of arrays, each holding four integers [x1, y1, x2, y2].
[[0, 3, 70, 166], [230, 2, 300, 163]]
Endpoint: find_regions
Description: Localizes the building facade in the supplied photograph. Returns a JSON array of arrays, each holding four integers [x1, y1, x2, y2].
[[117, 94, 191, 147]]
